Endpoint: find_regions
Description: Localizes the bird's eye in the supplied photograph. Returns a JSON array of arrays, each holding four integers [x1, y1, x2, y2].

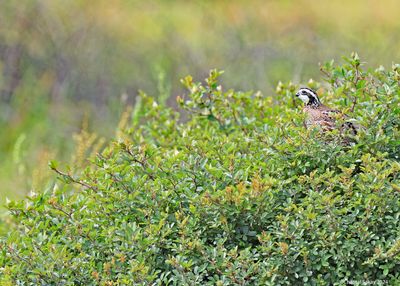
[[301, 91, 308, 95]]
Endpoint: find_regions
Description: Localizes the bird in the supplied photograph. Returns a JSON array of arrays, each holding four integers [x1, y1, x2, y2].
[[295, 87, 358, 137]]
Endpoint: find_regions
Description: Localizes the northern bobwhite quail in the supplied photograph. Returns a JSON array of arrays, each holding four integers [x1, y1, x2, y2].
[[295, 87, 358, 136]]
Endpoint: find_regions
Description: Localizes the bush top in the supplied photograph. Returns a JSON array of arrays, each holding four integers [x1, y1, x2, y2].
[[1, 55, 400, 285]]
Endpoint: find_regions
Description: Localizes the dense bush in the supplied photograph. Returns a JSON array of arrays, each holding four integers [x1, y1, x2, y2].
[[1, 55, 400, 285]]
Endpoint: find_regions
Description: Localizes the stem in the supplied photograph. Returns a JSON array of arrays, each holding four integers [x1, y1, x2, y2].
[[51, 167, 98, 192]]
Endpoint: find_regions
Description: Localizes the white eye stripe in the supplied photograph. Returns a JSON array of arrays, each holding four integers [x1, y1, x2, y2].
[[299, 88, 315, 93]]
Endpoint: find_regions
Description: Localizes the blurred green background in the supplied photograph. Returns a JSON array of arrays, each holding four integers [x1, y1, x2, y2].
[[1, 0, 400, 202]]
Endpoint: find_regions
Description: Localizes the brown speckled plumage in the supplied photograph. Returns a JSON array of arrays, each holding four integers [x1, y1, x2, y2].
[[303, 104, 339, 131]]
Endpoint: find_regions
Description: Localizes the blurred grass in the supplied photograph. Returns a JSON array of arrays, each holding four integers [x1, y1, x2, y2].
[[0, 0, 400, 203]]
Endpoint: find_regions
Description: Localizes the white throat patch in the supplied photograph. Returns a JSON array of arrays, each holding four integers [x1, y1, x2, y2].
[[298, 94, 310, 104]]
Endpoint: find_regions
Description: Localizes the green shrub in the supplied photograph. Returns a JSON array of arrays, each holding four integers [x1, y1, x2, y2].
[[1, 55, 400, 285]]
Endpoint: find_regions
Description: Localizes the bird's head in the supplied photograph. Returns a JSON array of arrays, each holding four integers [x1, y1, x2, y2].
[[295, 88, 321, 107]]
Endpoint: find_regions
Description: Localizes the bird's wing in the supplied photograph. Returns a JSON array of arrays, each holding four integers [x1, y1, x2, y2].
[[304, 106, 337, 131]]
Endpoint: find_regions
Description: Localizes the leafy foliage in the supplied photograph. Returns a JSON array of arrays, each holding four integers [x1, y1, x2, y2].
[[3, 0, 400, 207], [1, 56, 400, 285]]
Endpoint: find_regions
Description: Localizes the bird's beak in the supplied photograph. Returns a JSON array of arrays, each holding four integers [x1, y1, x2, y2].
[[295, 92, 299, 97]]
